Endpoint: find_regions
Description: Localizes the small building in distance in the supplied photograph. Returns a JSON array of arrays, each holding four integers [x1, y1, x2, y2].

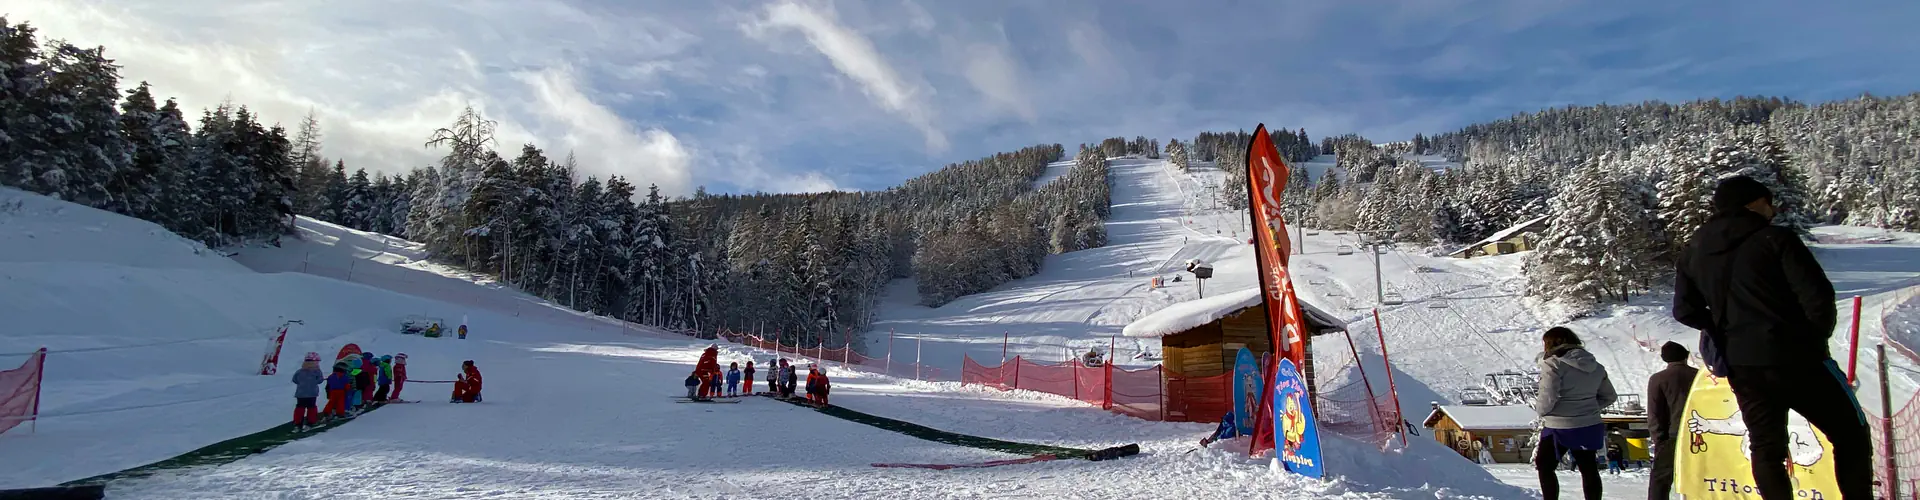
[[1449, 215, 1550, 259], [1423, 404, 1538, 463], [1121, 287, 1347, 378]]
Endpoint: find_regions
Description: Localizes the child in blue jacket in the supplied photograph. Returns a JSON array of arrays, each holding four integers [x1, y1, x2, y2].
[[725, 363, 742, 397], [291, 353, 324, 431]]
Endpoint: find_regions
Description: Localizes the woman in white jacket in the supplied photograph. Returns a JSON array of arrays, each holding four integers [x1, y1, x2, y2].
[[1532, 327, 1617, 500]]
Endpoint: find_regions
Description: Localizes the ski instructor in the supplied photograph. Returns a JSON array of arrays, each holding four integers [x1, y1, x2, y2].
[[1671, 175, 1869, 500]]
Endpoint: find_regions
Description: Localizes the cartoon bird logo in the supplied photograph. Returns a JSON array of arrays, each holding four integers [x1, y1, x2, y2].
[[1281, 395, 1308, 452]]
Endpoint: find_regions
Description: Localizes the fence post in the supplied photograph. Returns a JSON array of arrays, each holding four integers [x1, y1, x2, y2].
[[1012, 356, 1022, 390], [1376, 308, 1407, 444], [915, 336, 922, 381], [31, 348, 45, 434], [1157, 365, 1166, 421], [1880, 343, 1898, 500], [1003, 332, 1009, 365], [887, 329, 894, 377], [1849, 296, 1864, 385], [1106, 336, 1116, 410], [1073, 357, 1081, 401]]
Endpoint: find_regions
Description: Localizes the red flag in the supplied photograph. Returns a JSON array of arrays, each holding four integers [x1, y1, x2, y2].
[[1244, 125, 1310, 367], [0, 349, 46, 436], [1244, 125, 1313, 457]]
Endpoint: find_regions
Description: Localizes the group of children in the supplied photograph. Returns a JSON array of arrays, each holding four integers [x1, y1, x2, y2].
[[290, 351, 407, 431], [682, 354, 831, 406], [289, 351, 488, 431]]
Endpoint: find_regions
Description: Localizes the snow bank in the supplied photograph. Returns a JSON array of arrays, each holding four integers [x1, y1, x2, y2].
[[0, 187, 243, 272], [1318, 433, 1532, 498]]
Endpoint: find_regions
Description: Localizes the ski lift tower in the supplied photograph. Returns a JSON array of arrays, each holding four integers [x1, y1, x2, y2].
[[1186, 259, 1214, 298], [1358, 231, 1395, 306]]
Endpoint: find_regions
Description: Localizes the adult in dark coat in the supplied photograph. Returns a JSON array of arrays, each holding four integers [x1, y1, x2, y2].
[[1672, 175, 1869, 500], [1645, 342, 1698, 500]]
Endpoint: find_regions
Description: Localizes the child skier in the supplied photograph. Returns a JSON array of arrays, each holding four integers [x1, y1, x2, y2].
[[390, 353, 409, 401], [358, 353, 378, 406], [708, 370, 724, 399], [780, 360, 798, 399], [373, 355, 394, 402], [344, 356, 364, 412], [726, 362, 742, 397], [291, 352, 323, 431], [811, 366, 830, 407], [803, 364, 818, 404], [684, 373, 702, 399], [325, 362, 352, 420], [743, 361, 756, 395]]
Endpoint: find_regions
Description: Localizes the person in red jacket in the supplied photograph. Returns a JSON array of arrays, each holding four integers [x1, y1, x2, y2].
[[391, 353, 409, 401], [452, 360, 484, 403]]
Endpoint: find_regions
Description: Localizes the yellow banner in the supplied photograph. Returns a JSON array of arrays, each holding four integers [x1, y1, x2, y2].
[[1676, 368, 1841, 499]]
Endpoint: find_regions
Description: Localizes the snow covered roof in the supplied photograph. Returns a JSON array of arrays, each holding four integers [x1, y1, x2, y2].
[[1450, 215, 1550, 256], [1424, 405, 1537, 431], [1121, 287, 1347, 338]]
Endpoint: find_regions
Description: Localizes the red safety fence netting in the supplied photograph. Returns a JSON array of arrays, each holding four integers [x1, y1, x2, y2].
[[963, 355, 1229, 423], [719, 330, 947, 381], [1873, 286, 1920, 500], [0, 348, 46, 436], [1110, 365, 1163, 421]]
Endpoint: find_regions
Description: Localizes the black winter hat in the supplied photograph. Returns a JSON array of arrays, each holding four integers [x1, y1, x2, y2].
[[1660, 341, 1689, 363], [1711, 176, 1772, 214]]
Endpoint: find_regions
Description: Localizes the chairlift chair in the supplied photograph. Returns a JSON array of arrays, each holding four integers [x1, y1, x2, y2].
[[1382, 292, 1405, 305], [1427, 300, 1451, 309], [1336, 245, 1355, 255]]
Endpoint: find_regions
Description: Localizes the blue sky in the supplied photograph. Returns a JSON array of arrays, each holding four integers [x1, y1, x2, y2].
[[9, 0, 1918, 196]]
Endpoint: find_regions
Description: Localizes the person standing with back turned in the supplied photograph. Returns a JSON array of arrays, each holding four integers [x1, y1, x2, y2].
[[1533, 327, 1617, 500], [1645, 342, 1698, 500], [1672, 175, 1868, 500]]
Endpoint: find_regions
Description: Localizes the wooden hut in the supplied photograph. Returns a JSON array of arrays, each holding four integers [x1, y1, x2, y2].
[[1121, 287, 1347, 377], [1422, 404, 1539, 463]]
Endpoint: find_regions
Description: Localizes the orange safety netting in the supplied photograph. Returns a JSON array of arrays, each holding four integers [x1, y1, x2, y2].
[[0, 349, 45, 436], [962, 355, 1227, 423], [1110, 365, 1163, 421]]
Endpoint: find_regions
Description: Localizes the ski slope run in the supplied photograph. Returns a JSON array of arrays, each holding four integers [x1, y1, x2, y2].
[[867, 158, 1250, 368]]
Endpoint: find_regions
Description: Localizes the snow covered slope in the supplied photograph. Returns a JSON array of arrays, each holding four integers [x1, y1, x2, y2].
[[1, 187, 1534, 498], [229, 215, 663, 339], [866, 158, 1251, 368]]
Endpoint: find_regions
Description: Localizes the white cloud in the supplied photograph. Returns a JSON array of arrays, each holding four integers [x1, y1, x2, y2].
[[745, 1, 947, 152], [962, 42, 1037, 123], [513, 68, 692, 194], [5, 0, 699, 196]]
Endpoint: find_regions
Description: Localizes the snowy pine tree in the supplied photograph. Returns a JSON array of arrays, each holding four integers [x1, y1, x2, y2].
[[1657, 150, 1715, 251]]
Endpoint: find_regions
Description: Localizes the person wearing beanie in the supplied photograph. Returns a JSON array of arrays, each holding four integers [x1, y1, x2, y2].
[[344, 356, 364, 412], [1673, 175, 1866, 499], [373, 355, 394, 402], [391, 353, 409, 401], [290, 353, 324, 431], [1644, 342, 1698, 500], [357, 353, 378, 408]]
